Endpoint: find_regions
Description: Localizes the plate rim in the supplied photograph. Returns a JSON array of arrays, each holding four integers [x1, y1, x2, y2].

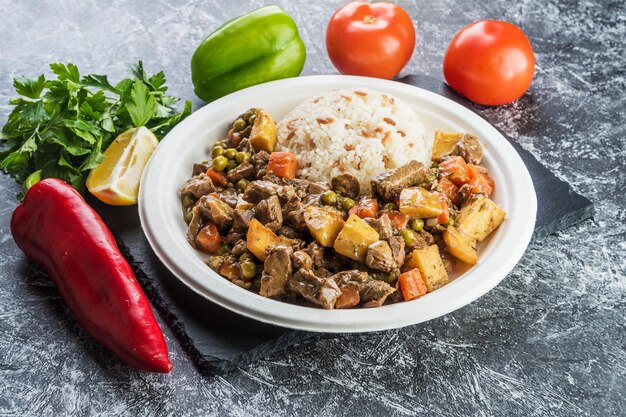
[[138, 74, 537, 333]]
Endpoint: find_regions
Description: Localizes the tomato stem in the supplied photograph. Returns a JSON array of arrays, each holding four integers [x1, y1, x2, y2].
[[363, 15, 376, 24]]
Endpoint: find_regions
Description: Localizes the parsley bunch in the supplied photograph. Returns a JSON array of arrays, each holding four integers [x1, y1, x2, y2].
[[0, 61, 191, 192]]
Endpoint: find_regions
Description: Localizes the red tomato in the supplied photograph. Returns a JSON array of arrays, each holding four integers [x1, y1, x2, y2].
[[326, 2, 415, 79], [443, 20, 535, 106]]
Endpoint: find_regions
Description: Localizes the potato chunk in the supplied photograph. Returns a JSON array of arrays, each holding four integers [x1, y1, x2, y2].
[[333, 214, 380, 262], [304, 207, 345, 247], [403, 245, 449, 292], [457, 197, 506, 242], [249, 108, 277, 153], [443, 226, 478, 265], [432, 131, 463, 161], [246, 218, 282, 261], [399, 187, 443, 219]]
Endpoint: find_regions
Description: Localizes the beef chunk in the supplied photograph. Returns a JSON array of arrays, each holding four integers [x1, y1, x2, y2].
[[365, 240, 396, 272], [243, 180, 281, 203], [260, 245, 293, 297], [370, 160, 428, 202], [186, 206, 204, 248], [364, 214, 394, 240], [256, 195, 283, 231], [226, 161, 255, 183], [276, 225, 300, 239], [219, 188, 239, 208], [238, 138, 254, 153], [277, 185, 298, 207], [387, 236, 405, 268], [304, 242, 325, 266], [292, 250, 313, 271], [192, 163, 210, 176], [197, 195, 234, 230], [455, 133, 483, 165], [307, 181, 329, 195], [225, 230, 243, 245], [281, 192, 302, 218], [231, 239, 248, 257], [278, 236, 305, 251], [179, 174, 215, 198], [232, 208, 255, 233], [290, 178, 311, 198], [331, 270, 395, 307], [287, 268, 341, 309], [330, 173, 360, 198], [250, 150, 270, 175], [419, 230, 435, 246], [287, 208, 308, 232]]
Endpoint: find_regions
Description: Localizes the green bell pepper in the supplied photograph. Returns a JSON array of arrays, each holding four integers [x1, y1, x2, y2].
[[191, 5, 306, 102]]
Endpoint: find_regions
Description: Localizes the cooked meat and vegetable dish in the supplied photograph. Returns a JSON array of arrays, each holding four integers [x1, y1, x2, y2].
[[179, 96, 506, 310]]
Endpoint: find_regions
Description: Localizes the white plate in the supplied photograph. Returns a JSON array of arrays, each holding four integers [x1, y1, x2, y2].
[[139, 75, 536, 333]]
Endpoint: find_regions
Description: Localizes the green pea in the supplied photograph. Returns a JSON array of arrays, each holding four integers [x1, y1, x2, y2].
[[211, 146, 224, 158], [236, 151, 251, 164], [240, 261, 257, 279], [207, 256, 225, 271], [239, 252, 255, 263], [253, 277, 262, 290], [248, 114, 257, 125], [212, 156, 228, 172], [383, 202, 397, 211], [339, 196, 356, 211], [216, 140, 229, 148], [243, 109, 255, 122], [236, 179, 250, 192], [431, 162, 439, 168], [410, 218, 424, 232], [226, 160, 237, 171], [321, 190, 337, 206], [216, 245, 230, 256], [444, 218, 455, 228], [232, 118, 247, 132], [224, 148, 237, 160], [401, 229, 416, 246]]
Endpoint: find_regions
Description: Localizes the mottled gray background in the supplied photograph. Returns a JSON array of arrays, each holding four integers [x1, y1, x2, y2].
[[0, 0, 624, 416]]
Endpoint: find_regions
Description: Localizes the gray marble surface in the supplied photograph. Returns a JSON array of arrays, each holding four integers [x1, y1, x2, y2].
[[0, 0, 624, 416]]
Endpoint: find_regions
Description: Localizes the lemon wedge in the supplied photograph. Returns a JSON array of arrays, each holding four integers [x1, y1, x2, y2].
[[87, 126, 158, 205]]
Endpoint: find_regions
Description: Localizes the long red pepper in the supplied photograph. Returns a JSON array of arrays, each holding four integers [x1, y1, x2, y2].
[[11, 178, 172, 373]]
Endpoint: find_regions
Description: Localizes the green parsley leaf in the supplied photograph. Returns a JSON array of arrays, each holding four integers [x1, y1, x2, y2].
[[13, 75, 46, 99], [0, 61, 191, 196], [50, 63, 80, 82], [126, 78, 157, 127]]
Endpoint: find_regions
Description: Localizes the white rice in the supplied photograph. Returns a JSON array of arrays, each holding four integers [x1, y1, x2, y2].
[[276, 88, 431, 194]]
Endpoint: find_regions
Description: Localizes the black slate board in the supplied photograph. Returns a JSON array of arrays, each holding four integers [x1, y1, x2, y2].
[[91, 75, 594, 375]]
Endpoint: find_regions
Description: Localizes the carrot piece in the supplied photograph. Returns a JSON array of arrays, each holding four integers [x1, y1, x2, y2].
[[335, 284, 360, 309], [385, 210, 409, 231], [195, 222, 222, 253], [220, 258, 240, 280], [439, 156, 471, 187], [349, 198, 379, 219], [433, 192, 449, 224], [466, 164, 494, 196], [206, 168, 229, 187], [399, 268, 428, 301], [438, 176, 460, 206], [267, 152, 299, 179]]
